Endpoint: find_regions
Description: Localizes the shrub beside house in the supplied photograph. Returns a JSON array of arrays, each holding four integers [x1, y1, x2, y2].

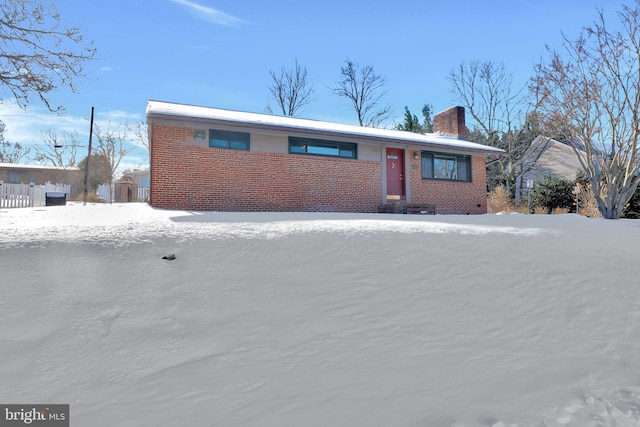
[[515, 135, 586, 203]]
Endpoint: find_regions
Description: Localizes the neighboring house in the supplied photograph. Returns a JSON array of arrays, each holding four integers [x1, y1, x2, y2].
[[122, 168, 150, 188], [109, 169, 151, 203], [515, 135, 587, 200], [146, 101, 505, 214], [0, 163, 80, 196]]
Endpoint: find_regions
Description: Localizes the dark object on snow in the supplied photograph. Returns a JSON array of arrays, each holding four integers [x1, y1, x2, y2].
[[45, 192, 67, 206], [162, 254, 176, 260]]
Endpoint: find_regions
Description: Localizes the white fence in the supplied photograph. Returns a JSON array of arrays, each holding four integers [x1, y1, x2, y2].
[[137, 187, 150, 202], [97, 184, 149, 203], [1, 182, 149, 208], [97, 184, 111, 202], [0, 182, 71, 208]]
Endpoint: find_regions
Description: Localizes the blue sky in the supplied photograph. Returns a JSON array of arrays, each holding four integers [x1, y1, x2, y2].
[[0, 0, 614, 170]]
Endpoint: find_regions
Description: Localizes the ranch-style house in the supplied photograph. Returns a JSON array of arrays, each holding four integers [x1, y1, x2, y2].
[[146, 100, 504, 214]]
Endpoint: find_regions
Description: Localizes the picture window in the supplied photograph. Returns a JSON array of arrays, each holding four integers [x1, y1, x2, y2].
[[421, 151, 471, 182]]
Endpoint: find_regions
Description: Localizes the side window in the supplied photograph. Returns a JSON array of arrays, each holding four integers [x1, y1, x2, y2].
[[209, 129, 250, 150], [289, 137, 357, 159]]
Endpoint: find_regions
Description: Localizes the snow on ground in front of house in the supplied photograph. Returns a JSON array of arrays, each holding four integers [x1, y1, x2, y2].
[[1, 203, 640, 427]]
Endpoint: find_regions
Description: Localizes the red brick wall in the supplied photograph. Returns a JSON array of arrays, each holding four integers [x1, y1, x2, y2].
[[150, 124, 382, 212], [407, 149, 488, 214], [151, 124, 489, 214], [433, 106, 466, 139]]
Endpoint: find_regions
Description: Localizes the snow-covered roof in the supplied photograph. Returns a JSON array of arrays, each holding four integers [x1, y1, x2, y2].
[[0, 162, 78, 171], [122, 168, 150, 177], [146, 100, 505, 156]]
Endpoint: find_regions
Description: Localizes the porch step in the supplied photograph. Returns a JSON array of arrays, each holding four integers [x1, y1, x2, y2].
[[378, 203, 436, 215]]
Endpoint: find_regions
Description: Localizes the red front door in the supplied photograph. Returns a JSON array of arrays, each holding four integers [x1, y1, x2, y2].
[[386, 148, 405, 200]]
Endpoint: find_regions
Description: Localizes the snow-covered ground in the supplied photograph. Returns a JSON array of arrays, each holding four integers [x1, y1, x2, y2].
[[1, 203, 640, 427]]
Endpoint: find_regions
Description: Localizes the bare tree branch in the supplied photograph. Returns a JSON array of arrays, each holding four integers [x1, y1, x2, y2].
[[533, 1, 640, 218], [0, 119, 30, 163], [449, 60, 537, 197], [267, 59, 314, 116], [93, 121, 135, 201], [34, 128, 78, 167], [0, 0, 97, 112], [334, 59, 391, 127], [131, 121, 149, 153]]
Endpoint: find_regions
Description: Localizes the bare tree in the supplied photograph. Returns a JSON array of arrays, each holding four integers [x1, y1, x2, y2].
[[131, 121, 149, 152], [0, 120, 30, 163], [34, 128, 79, 167], [130, 121, 149, 165], [93, 121, 135, 202], [334, 59, 391, 127], [267, 60, 314, 116], [449, 60, 547, 197], [0, 0, 97, 111], [449, 61, 521, 137], [533, 1, 640, 218]]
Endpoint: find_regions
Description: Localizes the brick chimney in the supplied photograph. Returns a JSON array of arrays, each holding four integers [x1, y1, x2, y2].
[[433, 106, 466, 139]]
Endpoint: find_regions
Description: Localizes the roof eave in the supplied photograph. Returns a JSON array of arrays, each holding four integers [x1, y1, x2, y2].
[[147, 101, 506, 157]]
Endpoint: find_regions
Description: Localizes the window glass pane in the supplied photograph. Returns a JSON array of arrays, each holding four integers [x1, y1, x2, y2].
[[434, 156, 457, 180], [457, 156, 470, 181], [339, 147, 355, 158], [308, 145, 339, 156], [290, 143, 306, 154], [209, 130, 249, 150], [289, 137, 356, 159], [229, 135, 248, 150], [447, 159, 457, 179], [209, 138, 228, 148], [422, 151, 471, 181], [421, 153, 433, 178]]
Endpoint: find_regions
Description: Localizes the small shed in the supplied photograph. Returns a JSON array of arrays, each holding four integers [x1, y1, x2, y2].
[[113, 177, 139, 203]]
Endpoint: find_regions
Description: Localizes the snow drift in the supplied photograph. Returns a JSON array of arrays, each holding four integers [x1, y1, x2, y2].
[[1, 203, 639, 426]]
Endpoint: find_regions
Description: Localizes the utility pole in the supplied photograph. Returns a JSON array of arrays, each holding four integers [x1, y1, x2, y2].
[[83, 107, 94, 205]]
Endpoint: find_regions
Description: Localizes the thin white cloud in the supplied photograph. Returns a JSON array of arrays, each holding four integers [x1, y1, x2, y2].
[[99, 66, 117, 74], [0, 101, 148, 171], [119, 154, 150, 173], [169, 0, 247, 27], [0, 100, 89, 145], [0, 101, 142, 146], [97, 110, 142, 122]]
